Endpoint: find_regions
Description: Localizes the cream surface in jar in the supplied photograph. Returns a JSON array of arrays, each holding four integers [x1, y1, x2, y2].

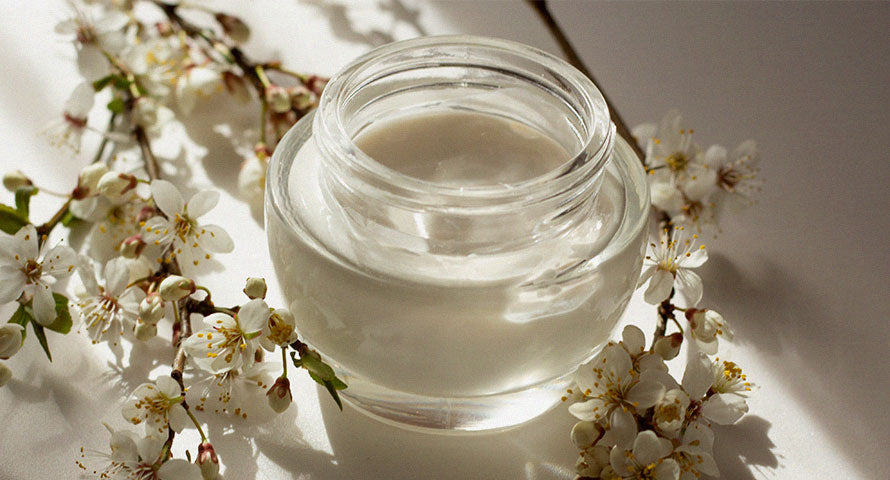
[[265, 36, 649, 432]]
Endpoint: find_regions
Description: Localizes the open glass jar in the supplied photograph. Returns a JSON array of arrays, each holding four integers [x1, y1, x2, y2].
[[266, 36, 649, 432]]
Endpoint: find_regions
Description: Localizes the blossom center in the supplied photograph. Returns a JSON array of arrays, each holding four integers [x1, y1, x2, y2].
[[173, 214, 192, 241], [665, 152, 689, 172], [22, 259, 42, 283]]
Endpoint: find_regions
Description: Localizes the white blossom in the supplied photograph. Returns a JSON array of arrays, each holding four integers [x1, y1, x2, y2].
[[43, 82, 94, 153], [685, 308, 733, 355], [122, 376, 189, 439], [652, 388, 690, 438], [142, 180, 234, 268], [55, 7, 129, 80], [638, 227, 707, 307], [0, 225, 77, 325], [87, 424, 202, 480], [569, 330, 666, 447], [183, 299, 269, 374], [682, 353, 753, 426], [576, 445, 611, 478], [259, 308, 298, 351], [608, 430, 679, 479], [673, 422, 719, 480], [0, 324, 24, 359], [75, 257, 145, 344], [188, 363, 274, 420]]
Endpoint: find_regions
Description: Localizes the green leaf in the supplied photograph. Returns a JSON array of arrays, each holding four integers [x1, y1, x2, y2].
[[14, 186, 37, 219], [93, 74, 129, 92], [107, 97, 125, 114], [292, 350, 347, 410], [0, 204, 28, 234], [9, 303, 31, 342], [92, 75, 113, 91], [45, 293, 72, 334]]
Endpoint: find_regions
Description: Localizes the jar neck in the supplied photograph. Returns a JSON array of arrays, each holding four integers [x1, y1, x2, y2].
[[313, 36, 615, 254]]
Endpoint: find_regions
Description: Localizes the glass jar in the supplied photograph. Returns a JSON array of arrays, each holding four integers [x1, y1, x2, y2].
[[265, 36, 649, 432]]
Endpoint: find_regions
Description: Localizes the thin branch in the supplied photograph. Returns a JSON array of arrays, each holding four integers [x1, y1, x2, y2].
[[525, 0, 646, 162]]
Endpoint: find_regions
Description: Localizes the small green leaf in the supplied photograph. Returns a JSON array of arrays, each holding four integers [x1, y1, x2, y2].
[[14, 186, 37, 219], [30, 319, 52, 362], [9, 303, 31, 342], [293, 349, 347, 410], [107, 97, 125, 114], [92, 75, 113, 91], [0, 204, 28, 234], [93, 74, 130, 91], [45, 293, 72, 334]]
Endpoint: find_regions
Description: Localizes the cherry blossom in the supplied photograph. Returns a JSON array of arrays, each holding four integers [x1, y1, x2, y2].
[[75, 257, 145, 344], [122, 376, 189, 439], [183, 299, 269, 374], [0, 224, 77, 325], [142, 180, 234, 268], [638, 227, 708, 307], [86, 425, 202, 479], [608, 430, 679, 479]]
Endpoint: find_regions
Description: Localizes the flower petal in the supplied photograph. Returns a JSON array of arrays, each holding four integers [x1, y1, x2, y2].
[[632, 430, 672, 466], [156, 376, 182, 398], [626, 380, 665, 411], [568, 398, 607, 422], [42, 245, 78, 278], [185, 190, 219, 218], [237, 299, 270, 334], [621, 325, 646, 355], [32, 283, 57, 326], [150, 180, 184, 217], [157, 458, 203, 480], [14, 224, 39, 260], [103, 257, 130, 296], [196, 224, 233, 253], [644, 269, 674, 305], [675, 269, 703, 307], [0, 268, 26, 304], [609, 407, 638, 448], [682, 353, 714, 399], [679, 246, 708, 268], [167, 404, 189, 433], [654, 458, 680, 480], [701, 393, 748, 425]]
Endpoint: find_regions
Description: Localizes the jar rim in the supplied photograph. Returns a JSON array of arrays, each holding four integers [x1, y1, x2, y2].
[[313, 35, 614, 208]]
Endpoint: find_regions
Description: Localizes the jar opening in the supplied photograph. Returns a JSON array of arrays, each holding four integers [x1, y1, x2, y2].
[[314, 35, 614, 211]]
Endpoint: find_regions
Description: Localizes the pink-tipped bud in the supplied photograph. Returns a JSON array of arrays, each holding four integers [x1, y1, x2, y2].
[[197, 441, 220, 479], [265, 85, 291, 113], [73, 163, 109, 199], [653, 333, 683, 360], [97, 171, 137, 200], [159, 275, 195, 302], [243, 277, 267, 300], [139, 292, 165, 325], [266, 377, 292, 413], [136, 205, 159, 223], [3, 170, 32, 192], [287, 85, 313, 110], [119, 234, 146, 259]]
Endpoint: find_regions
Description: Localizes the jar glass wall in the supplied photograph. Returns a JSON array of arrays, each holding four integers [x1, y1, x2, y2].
[[265, 36, 649, 432]]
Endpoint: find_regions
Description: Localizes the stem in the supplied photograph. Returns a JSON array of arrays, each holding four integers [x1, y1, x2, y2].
[[525, 0, 645, 162], [135, 126, 160, 180], [281, 346, 288, 377], [259, 98, 268, 146], [186, 406, 208, 443]]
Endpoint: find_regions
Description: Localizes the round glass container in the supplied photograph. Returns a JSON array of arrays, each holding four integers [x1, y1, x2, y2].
[[266, 36, 649, 432]]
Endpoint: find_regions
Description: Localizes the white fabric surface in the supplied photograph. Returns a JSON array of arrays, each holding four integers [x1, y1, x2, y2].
[[0, 1, 887, 479]]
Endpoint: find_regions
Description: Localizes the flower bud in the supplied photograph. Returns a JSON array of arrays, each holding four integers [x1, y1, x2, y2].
[[3, 170, 32, 192], [0, 362, 11, 387], [653, 333, 683, 360], [119, 234, 146, 259], [266, 376, 292, 413], [197, 441, 220, 479], [306, 75, 327, 96], [136, 205, 159, 223], [265, 86, 291, 113], [73, 163, 109, 199], [243, 277, 267, 299], [571, 420, 600, 449], [0, 324, 24, 359], [134, 322, 158, 341], [159, 275, 195, 301], [97, 171, 137, 200], [139, 292, 165, 324], [263, 309, 297, 349], [215, 13, 250, 44], [288, 85, 313, 110]]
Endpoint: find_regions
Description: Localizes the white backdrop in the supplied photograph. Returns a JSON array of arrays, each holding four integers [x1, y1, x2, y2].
[[0, 1, 887, 479]]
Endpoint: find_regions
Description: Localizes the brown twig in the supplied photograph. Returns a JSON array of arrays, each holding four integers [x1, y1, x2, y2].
[[525, 0, 646, 162]]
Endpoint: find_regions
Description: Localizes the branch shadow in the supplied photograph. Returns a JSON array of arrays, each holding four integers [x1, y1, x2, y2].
[[302, 0, 396, 47], [701, 253, 887, 479]]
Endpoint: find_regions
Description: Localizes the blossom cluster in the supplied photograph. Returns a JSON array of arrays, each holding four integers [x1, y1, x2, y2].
[[565, 116, 761, 479], [3, 1, 341, 478]]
